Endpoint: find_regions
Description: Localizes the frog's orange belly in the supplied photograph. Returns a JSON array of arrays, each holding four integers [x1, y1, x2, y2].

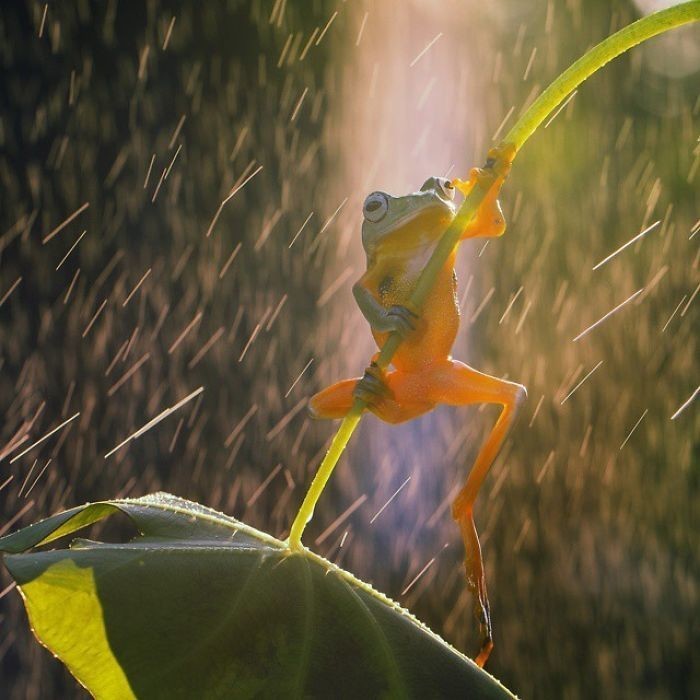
[[373, 272, 459, 372]]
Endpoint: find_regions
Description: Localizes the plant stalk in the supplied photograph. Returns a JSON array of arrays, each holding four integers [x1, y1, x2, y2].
[[287, 1, 700, 550], [503, 1, 700, 150]]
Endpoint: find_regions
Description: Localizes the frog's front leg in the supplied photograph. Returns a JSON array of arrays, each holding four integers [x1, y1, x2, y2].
[[352, 283, 419, 338], [351, 281, 421, 409]]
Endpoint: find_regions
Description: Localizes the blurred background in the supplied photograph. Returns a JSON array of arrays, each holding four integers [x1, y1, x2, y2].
[[0, 0, 698, 697]]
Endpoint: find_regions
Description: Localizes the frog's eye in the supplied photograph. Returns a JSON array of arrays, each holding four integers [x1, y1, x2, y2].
[[438, 179, 455, 201], [363, 192, 389, 223]]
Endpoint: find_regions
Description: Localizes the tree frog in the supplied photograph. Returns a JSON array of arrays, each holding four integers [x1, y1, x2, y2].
[[309, 155, 526, 668]]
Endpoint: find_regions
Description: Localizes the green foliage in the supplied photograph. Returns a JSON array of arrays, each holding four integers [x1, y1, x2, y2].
[[0, 493, 514, 699]]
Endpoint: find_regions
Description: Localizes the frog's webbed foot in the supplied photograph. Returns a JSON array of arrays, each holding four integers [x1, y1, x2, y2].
[[353, 362, 393, 409], [385, 304, 418, 336], [455, 144, 516, 241]]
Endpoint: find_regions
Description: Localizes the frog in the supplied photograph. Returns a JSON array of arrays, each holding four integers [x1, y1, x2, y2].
[[309, 157, 526, 667]]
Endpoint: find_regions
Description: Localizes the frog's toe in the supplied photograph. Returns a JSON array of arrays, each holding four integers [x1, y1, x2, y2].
[[386, 305, 419, 337], [389, 304, 418, 321], [353, 387, 380, 407], [451, 177, 474, 197]]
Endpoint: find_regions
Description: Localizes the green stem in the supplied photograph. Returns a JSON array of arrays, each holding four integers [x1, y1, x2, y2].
[[287, 1, 700, 550], [504, 1, 700, 151]]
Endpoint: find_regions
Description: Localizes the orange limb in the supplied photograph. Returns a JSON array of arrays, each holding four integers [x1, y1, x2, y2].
[[308, 378, 357, 419], [427, 360, 525, 667], [310, 359, 525, 666], [445, 368, 525, 667]]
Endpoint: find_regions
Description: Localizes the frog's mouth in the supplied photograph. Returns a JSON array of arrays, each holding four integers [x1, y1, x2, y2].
[[398, 201, 454, 229], [374, 194, 456, 238], [380, 199, 456, 240]]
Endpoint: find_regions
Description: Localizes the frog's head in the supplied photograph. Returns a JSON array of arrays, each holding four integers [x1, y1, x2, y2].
[[361, 177, 457, 255]]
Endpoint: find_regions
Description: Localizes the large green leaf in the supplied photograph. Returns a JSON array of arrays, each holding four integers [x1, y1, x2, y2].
[[0, 493, 515, 699]]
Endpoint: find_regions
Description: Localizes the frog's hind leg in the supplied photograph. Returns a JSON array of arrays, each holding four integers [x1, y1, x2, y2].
[[454, 143, 515, 241], [428, 359, 526, 667], [308, 378, 357, 419], [460, 174, 506, 239]]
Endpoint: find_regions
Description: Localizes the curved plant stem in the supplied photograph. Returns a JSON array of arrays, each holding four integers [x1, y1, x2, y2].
[[287, 1, 700, 550], [503, 1, 700, 151]]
